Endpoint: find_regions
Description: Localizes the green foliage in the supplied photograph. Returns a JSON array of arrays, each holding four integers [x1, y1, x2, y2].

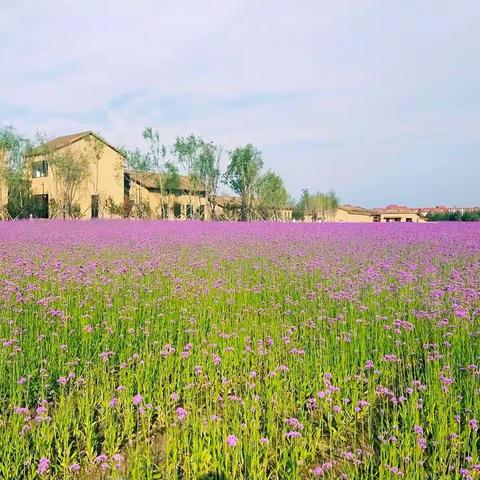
[[194, 142, 222, 219], [426, 210, 480, 222], [224, 144, 264, 221], [256, 170, 288, 220], [37, 135, 92, 219], [172, 134, 204, 177], [293, 189, 339, 221], [0, 126, 35, 218]]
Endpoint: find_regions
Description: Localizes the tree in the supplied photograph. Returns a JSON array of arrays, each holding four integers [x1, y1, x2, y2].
[[224, 144, 264, 221], [256, 170, 288, 220], [36, 135, 92, 218], [293, 189, 339, 221], [143, 127, 179, 218], [119, 146, 151, 172], [0, 126, 34, 219], [194, 142, 222, 220], [293, 189, 311, 220], [172, 134, 205, 219]]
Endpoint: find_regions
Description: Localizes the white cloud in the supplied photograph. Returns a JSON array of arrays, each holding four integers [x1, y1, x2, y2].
[[0, 0, 479, 204]]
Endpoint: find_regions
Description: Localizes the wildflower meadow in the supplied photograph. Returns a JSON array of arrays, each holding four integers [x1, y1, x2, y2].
[[0, 221, 478, 479]]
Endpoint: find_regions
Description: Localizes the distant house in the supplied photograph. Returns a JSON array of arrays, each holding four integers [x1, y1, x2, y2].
[[1, 130, 430, 223], [332, 205, 375, 222], [371, 205, 426, 223], [125, 170, 208, 220], [24, 131, 211, 220], [20, 131, 292, 221], [302, 204, 426, 223], [26, 131, 125, 219]]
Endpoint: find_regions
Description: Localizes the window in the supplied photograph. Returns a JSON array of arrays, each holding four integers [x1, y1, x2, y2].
[[173, 203, 182, 219], [91, 195, 99, 218], [406, 218, 413, 222], [32, 161, 48, 178], [161, 203, 169, 219], [33, 194, 48, 218], [198, 205, 205, 221], [186, 204, 194, 219]]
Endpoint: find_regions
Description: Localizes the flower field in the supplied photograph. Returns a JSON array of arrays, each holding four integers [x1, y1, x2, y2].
[[0, 221, 479, 479]]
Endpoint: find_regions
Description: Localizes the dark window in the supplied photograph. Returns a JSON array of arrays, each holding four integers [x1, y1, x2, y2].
[[186, 204, 193, 219], [406, 218, 413, 222], [91, 195, 99, 218], [198, 205, 205, 221], [173, 203, 181, 219], [161, 203, 169, 219], [33, 194, 49, 218], [32, 161, 48, 178]]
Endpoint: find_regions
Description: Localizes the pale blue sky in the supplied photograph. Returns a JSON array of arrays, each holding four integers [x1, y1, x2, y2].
[[1, 0, 479, 206]]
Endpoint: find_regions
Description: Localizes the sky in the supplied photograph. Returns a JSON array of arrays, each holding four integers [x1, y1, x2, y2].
[[1, 0, 479, 207]]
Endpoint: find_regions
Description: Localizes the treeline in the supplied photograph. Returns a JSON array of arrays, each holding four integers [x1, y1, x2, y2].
[[0, 125, 339, 221], [120, 128, 290, 221], [426, 211, 480, 222]]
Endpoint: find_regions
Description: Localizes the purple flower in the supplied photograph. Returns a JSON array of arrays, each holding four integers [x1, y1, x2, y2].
[[132, 394, 143, 406], [69, 463, 81, 472], [469, 419, 478, 432], [37, 457, 50, 475], [176, 407, 188, 422], [226, 434, 238, 447]]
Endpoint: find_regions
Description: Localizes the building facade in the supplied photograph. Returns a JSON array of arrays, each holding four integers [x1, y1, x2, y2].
[[20, 131, 292, 221], [27, 132, 124, 219]]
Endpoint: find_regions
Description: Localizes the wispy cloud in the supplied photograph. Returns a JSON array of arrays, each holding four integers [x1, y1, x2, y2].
[[1, 0, 479, 205]]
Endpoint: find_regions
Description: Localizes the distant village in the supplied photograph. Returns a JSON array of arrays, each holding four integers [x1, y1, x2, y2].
[[1, 129, 478, 222]]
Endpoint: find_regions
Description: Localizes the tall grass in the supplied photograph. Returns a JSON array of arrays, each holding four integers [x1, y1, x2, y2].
[[0, 221, 478, 479]]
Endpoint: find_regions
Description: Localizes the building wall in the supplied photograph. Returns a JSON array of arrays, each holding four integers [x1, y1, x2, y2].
[[128, 180, 208, 220], [332, 209, 373, 222], [30, 135, 124, 218], [379, 212, 425, 223]]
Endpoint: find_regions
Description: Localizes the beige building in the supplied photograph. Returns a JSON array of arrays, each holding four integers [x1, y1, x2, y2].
[[27, 131, 124, 219], [372, 205, 426, 223], [302, 204, 426, 223], [125, 170, 209, 220], [1, 130, 428, 223], [21, 131, 293, 221], [332, 205, 375, 222]]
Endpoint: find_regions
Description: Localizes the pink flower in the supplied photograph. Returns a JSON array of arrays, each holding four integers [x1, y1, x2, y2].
[[69, 463, 80, 472], [365, 360, 374, 370], [176, 407, 188, 422], [226, 434, 238, 447], [37, 457, 50, 475], [108, 397, 118, 408], [132, 394, 143, 406], [260, 437, 269, 445], [469, 419, 478, 432]]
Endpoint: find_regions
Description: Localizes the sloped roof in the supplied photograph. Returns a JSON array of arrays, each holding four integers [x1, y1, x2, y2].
[[372, 206, 420, 215], [126, 170, 206, 193], [27, 131, 125, 157], [338, 204, 374, 216], [216, 195, 242, 207]]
